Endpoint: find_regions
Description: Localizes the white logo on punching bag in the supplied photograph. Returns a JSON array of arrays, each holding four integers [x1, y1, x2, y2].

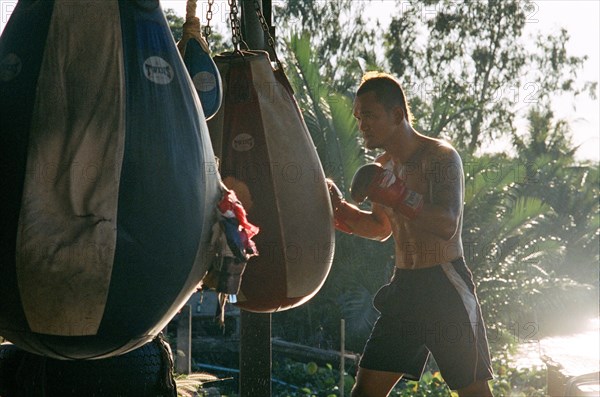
[[193, 71, 217, 92], [233, 133, 255, 152], [143, 56, 173, 85], [0, 53, 22, 82]]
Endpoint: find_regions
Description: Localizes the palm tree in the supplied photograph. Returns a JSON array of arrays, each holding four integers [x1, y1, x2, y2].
[[284, 32, 364, 189], [462, 107, 598, 335], [462, 152, 565, 327]]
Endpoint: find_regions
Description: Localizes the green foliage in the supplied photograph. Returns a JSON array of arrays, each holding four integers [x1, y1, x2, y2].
[[164, 8, 185, 42], [383, 1, 594, 153], [461, 150, 597, 328], [285, 32, 364, 189], [262, 355, 546, 397], [184, 359, 548, 397], [528, 28, 598, 105], [274, 0, 380, 92], [272, 18, 599, 355], [272, 359, 345, 397], [490, 350, 546, 397], [390, 372, 455, 397]]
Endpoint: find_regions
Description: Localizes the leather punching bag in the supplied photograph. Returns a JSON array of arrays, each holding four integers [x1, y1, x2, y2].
[[0, 0, 220, 359], [208, 51, 335, 312]]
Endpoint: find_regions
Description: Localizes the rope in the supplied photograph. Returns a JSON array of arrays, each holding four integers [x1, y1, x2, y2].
[[185, 0, 197, 21], [183, 0, 201, 38], [178, 0, 210, 57]]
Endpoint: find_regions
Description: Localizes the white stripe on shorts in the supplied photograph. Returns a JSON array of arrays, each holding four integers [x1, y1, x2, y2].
[[441, 262, 479, 337]]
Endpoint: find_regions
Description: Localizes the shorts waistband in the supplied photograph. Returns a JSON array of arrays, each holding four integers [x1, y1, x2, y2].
[[392, 257, 466, 281]]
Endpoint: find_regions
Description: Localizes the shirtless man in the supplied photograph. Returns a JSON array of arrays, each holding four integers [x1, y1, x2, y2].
[[327, 72, 494, 397]]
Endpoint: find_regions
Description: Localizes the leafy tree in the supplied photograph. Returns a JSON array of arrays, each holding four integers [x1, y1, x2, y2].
[[164, 8, 185, 42], [275, 32, 595, 350], [439, 103, 598, 333], [384, 0, 595, 154], [274, 0, 380, 92], [384, 0, 528, 151], [509, 107, 599, 326], [461, 152, 567, 327], [528, 28, 598, 107]]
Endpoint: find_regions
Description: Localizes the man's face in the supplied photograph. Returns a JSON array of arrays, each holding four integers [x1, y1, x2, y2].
[[353, 91, 398, 150]]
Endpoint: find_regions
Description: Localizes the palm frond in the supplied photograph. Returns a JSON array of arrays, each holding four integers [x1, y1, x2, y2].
[[337, 286, 379, 338], [286, 32, 364, 190]]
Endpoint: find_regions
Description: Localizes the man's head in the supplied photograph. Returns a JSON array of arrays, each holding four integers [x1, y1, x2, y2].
[[356, 72, 413, 124]]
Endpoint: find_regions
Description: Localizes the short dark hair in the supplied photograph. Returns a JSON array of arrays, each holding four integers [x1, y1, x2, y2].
[[357, 72, 413, 124]]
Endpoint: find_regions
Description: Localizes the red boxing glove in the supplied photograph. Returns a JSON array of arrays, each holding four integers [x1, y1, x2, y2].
[[350, 163, 423, 219], [326, 178, 361, 234]]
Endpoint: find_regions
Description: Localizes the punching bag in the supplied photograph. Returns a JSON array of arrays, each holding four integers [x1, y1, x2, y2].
[[0, 0, 220, 359], [176, 0, 222, 120], [207, 51, 335, 312]]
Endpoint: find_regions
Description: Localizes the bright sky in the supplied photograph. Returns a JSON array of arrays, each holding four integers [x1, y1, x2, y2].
[[518, 0, 599, 162], [1, 0, 598, 161]]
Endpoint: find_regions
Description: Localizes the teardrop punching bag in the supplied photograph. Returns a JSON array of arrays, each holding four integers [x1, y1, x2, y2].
[[176, 0, 222, 120], [207, 50, 335, 312], [0, 0, 220, 359]]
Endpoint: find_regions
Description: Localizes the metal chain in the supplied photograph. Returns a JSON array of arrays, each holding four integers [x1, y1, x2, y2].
[[228, 0, 244, 51], [252, 0, 275, 49], [203, 0, 215, 39], [252, 0, 281, 66]]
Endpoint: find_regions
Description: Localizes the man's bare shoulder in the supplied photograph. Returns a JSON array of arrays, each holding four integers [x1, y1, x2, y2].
[[421, 137, 461, 165]]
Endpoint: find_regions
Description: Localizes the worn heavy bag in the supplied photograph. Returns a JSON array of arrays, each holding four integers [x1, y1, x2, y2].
[[0, 0, 220, 359], [207, 51, 335, 312]]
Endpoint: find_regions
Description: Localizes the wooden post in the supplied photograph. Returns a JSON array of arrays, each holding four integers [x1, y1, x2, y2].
[[239, 310, 272, 396], [340, 319, 346, 397], [176, 304, 192, 374]]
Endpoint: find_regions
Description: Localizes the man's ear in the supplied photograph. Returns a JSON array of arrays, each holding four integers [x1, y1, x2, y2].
[[394, 106, 404, 124]]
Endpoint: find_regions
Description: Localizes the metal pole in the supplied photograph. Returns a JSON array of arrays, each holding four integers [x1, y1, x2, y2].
[[175, 305, 192, 374], [240, 310, 272, 396], [240, 0, 265, 50], [238, 2, 273, 395]]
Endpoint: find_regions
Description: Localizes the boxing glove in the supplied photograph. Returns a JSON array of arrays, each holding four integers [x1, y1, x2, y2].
[[350, 163, 423, 219], [326, 178, 361, 234]]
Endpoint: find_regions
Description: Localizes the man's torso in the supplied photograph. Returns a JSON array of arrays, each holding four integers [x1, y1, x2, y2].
[[377, 139, 464, 269]]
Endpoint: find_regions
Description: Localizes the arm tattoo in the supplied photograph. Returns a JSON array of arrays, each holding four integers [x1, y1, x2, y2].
[[426, 149, 463, 214]]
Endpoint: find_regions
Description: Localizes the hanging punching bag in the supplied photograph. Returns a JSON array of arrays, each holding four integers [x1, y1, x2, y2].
[[0, 0, 220, 359], [176, 0, 222, 120], [207, 50, 335, 312]]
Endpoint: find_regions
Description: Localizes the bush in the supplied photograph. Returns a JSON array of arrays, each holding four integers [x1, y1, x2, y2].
[[187, 349, 547, 396]]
